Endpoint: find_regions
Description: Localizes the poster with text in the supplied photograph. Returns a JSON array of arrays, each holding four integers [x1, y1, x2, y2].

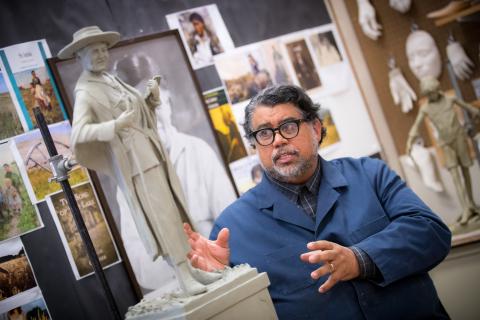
[[0, 142, 42, 243], [0, 39, 67, 130], [12, 121, 89, 202], [0, 68, 25, 141], [46, 182, 120, 279], [166, 4, 234, 69]]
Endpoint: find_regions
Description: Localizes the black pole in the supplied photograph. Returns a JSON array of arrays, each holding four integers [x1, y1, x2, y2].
[[33, 107, 122, 320]]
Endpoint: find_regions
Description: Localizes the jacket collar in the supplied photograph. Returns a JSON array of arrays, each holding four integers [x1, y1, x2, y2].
[[254, 157, 348, 232]]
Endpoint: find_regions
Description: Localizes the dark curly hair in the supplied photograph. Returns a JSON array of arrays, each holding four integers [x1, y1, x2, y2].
[[243, 85, 326, 147]]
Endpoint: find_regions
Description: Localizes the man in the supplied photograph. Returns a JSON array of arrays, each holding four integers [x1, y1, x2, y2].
[[186, 85, 451, 319], [58, 26, 219, 295]]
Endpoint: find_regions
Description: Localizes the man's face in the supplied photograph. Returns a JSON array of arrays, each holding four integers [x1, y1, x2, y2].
[[191, 19, 205, 35], [78, 42, 109, 73], [406, 32, 441, 81], [252, 103, 321, 184]]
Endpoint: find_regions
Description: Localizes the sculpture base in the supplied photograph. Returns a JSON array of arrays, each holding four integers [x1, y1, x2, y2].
[[125, 264, 278, 320]]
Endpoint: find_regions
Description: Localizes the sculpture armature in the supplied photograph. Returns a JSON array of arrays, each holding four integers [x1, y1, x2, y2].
[[407, 77, 480, 225], [58, 26, 220, 295]]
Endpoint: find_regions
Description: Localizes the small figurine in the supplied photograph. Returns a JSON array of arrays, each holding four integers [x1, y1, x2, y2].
[[407, 77, 480, 225]]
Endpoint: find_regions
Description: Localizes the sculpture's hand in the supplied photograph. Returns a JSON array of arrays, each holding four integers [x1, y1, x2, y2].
[[447, 41, 474, 81], [146, 78, 160, 102], [184, 223, 230, 272], [389, 68, 417, 113], [115, 105, 135, 133], [300, 240, 360, 293], [357, 0, 382, 40]]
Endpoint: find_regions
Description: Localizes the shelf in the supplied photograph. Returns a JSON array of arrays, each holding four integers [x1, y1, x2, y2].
[[434, 3, 480, 26]]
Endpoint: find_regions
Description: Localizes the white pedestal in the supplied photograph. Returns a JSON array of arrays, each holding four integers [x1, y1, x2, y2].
[[125, 265, 278, 320]]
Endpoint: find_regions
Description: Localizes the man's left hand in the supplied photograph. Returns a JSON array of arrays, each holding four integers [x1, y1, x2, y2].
[[300, 240, 360, 293], [146, 78, 160, 101]]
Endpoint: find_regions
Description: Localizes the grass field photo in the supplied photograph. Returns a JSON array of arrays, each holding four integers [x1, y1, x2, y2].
[[0, 143, 42, 243], [13, 121, 89, 202]]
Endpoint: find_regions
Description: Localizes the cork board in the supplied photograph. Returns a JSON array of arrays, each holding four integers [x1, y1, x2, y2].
[[344, 0, 480, 155]]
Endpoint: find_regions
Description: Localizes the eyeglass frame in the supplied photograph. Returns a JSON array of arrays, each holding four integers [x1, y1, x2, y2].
[[248, 118, 312, 146]]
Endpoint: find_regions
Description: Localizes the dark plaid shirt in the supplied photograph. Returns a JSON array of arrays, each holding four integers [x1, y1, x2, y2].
[[266, 157, 377, 279]]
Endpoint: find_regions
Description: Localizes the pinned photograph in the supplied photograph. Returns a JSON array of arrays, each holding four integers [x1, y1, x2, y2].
[[309, 31, 342, 67], [0, 238, 37, 302], [0, 68, 24, 141], [12, 121, 89, 202], [0, 296, 50, 320], [229, 155, 263, 195], [0, 142, 42, 243], [204, 88, 247, 163], [46, 182, 120, 279], [215, 40, 292, 104], [0, 39, 67, 130], [166, 4, 234, 69], [318, 107, 341, 148], [285, 39, 321, 90]]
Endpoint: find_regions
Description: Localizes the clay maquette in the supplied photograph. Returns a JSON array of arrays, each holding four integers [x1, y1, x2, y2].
[[58, 26, 220, 295]]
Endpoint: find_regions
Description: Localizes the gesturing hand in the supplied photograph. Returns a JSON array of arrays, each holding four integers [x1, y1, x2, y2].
[[115, 105, 135, 133], [146, 78, 160, 101], [183, 223, 230, 272], [300, 240, 360, 293]]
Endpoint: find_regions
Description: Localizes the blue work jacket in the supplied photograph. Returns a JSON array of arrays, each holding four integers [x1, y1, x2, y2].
[[211, 157, 451, 319]]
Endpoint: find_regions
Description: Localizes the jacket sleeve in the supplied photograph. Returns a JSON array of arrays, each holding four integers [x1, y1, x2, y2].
[[71, 90, 116, 144], [354, 158, 451, 286]]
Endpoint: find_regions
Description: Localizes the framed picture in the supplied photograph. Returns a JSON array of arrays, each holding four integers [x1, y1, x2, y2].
[[47, 29, 237, 294]]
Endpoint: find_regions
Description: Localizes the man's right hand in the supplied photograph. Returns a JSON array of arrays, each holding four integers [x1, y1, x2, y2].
[[115, 106, 135, 132], [183, 223, 230, 272]]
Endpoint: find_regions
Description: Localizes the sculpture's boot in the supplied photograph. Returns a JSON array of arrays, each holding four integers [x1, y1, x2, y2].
[[187, 259, 222, 285], [176, 261, 207, 295]]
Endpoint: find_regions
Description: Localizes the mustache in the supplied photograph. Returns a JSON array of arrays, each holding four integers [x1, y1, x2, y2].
[[272, 146, 299, 162]]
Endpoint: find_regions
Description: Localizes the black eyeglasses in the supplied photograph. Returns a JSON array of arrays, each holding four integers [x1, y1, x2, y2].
[[249, 119, 308, 146]]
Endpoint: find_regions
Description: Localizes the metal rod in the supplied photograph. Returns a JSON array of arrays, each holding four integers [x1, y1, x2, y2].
[[33, 107, 122, 320]]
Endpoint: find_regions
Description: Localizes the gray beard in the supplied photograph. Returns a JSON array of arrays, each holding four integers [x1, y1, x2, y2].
[[265, 142, 318, 183]]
